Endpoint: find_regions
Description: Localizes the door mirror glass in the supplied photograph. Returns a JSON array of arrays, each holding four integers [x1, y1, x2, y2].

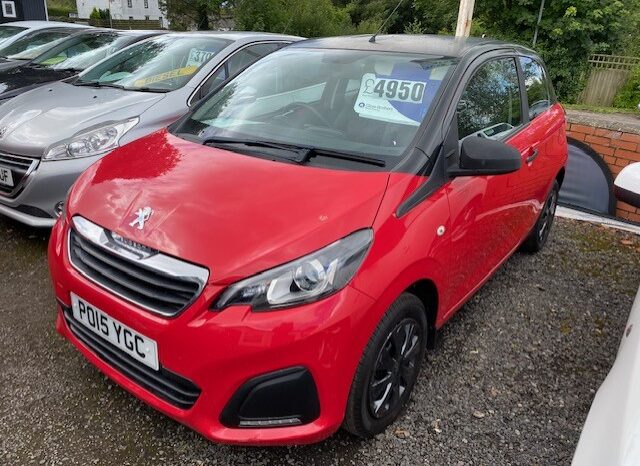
[[450, 137, 521, 177], [614, 162, 640, 208]]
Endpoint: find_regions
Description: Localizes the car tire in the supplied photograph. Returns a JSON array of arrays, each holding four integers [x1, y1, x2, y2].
[[521, 179, 559, 253], [343, 293, 428, 438]]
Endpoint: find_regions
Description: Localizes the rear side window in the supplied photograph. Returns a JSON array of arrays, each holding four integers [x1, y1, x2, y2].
[[457, 58, 522, 140], [519, 57, 551, 120]]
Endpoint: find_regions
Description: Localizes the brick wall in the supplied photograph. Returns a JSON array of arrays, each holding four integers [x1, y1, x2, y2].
[[565, 111, 640, 223]]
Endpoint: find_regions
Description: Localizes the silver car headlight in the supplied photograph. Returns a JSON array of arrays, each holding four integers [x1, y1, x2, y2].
[[44, 118, 139, 160], [214, 229, 373, 311]]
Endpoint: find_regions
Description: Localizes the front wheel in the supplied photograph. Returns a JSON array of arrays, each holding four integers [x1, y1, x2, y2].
[[343, 293, 427, 438], [521, 179, 559, 253]]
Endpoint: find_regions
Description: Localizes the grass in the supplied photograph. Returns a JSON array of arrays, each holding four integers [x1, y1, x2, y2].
[[563, 103, 639, 115]]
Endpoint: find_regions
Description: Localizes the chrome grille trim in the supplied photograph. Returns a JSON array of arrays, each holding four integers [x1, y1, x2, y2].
[[68, 216, 210, 317], [0, 152, 39, 198]]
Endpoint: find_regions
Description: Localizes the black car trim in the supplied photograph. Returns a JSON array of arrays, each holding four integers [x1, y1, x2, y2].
[[62, 305, 201, 409]]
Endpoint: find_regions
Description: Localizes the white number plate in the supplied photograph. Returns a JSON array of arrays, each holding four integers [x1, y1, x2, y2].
[[0, 165, 13, 187], [71, 293, 159, 370]]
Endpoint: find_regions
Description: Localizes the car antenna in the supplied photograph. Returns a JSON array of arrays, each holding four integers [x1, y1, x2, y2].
[[369, 0, 405, 43]]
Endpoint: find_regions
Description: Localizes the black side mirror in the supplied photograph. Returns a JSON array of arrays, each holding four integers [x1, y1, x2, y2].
[[449, 137, 521, 177]]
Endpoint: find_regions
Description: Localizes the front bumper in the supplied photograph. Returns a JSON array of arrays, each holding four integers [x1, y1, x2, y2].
[[49, 219, 376, 445], [0, 155, 99, 227]]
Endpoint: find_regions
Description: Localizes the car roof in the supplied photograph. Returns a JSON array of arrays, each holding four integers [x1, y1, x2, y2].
[[1, 21, 88, 29], [69, 28, 157, 37], [290, 34, 536, 58], [160, 30, 303, 41]]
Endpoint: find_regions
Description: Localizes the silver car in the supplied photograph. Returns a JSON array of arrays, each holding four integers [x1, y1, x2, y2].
[[0, 31, 301, 227], [0, 21, 87, 48]]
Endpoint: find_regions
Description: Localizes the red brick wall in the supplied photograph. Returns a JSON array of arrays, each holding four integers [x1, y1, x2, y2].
[[565, 122, 640, 223]]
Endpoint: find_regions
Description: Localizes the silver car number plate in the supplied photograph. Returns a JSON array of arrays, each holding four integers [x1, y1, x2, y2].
[[0, 165, 13, 187], [71, 293, 159, 370]]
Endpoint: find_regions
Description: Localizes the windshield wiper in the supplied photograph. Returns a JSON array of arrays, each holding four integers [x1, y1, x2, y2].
[[56, 67, 83, 72], [131, 86, 170, 93], [75, 81, 126, 89], [74, 80, 101, 87], [303, 147, 386, 167], [203, 137, 312, 162], [202, 137, 386, 167]]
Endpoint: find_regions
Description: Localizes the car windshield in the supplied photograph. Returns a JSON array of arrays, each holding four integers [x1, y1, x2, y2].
[[31, 33, 136, 71], [0, 29, 72, 60], [76, 35, 232, 92], [0, 25, 27, 42], [174, 48, 456, 163]]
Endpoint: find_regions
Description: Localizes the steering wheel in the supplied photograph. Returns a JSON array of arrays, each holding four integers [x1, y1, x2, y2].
[[282, 102, 332, 128]]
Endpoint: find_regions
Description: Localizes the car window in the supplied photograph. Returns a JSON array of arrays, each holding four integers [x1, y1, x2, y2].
[[32, 33, 136, 71], [519, 57, 551, 120], [0, 25, 27, 42], [197, 42, 287, 100], [77, 35, 232, 92], [0, 30, 72, 60], [457, 57, 522, 140], [176, 48, 457, 163]]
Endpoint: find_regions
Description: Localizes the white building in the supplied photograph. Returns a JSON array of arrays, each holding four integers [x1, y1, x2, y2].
[[76, 0, 164, 24]]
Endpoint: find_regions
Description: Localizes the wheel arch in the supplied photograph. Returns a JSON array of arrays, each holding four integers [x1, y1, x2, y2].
[[556, 166, 565, 188], [405, 279, 438, 349]]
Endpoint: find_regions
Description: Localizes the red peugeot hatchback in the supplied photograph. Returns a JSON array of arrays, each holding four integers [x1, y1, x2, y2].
[[48, 35, 567, 445]]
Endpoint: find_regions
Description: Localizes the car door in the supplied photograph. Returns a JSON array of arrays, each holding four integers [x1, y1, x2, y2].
[[516, 56, 565, 222], [443, 55, 535, 314], [189, 42, 290, 105]]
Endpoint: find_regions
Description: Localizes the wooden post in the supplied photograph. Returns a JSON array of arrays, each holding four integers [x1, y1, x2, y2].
[[455, 0, 476, 38]]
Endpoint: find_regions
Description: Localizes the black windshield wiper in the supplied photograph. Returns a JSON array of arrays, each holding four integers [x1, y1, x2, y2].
[[130, 86, 170, 93], [74, 80, 101, 87], [303, 147, 386, 167], [203, 137, 312, 162], [202, 137, 386, 167], [56, 67, 83, 72]]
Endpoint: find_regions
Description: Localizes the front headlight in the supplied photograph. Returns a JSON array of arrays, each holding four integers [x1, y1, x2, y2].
[[44, 118, 139, 160], [214, 229, 373, 311]]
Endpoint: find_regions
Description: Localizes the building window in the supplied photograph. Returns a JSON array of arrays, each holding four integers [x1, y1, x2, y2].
[[127, 0, 132, 7], [1, 1, 16, 18], [144, 0, 149, 8]]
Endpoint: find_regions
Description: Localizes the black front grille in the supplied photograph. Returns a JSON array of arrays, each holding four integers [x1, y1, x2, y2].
[[69, 230, 201, 316], [0, 153, 37, 196], [63, 306, 201, 409]]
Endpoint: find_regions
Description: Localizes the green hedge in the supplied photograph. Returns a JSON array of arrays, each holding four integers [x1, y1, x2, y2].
[[614, 65, 640, 109], [47, 6, 74, 17]]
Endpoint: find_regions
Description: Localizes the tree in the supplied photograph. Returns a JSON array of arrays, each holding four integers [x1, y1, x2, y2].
[[234, 0, 353, 37], [159, 0, 227, 30], [413, 0, 627, 101]]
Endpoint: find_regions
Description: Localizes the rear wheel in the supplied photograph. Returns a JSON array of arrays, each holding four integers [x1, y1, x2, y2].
[[343, 293, 427, 438], [521, 180, 559, 253]]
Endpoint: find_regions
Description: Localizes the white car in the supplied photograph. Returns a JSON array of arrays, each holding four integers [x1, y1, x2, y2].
[[572, 162, 640, 465], [0, 21, 88, 47]]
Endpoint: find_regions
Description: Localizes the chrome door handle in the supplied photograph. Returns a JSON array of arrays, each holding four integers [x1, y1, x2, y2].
[[526, 149, 539, 164]]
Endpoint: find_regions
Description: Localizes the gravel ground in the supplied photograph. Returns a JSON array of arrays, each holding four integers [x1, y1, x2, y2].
[[0, 216, 639, 465]]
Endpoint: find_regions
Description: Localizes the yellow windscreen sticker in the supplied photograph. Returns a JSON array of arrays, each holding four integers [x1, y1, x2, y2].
[[40, 55, 67, 65], [133, 66, 198, 87]]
